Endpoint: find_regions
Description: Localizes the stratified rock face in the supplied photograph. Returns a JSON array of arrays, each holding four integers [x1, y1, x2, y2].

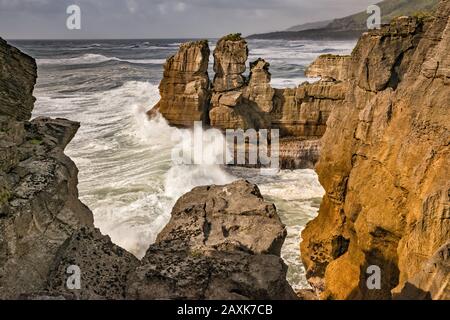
[[305, 54, 351, 81], [271, 81, 347, 138], [152, 35, 340, 169], [127, 180, 297, 300], [148, 40, 210, 127], [213, 36, 248, 92], [279, 138, 321, 170], [301, 2, 450, 300], [210, 57, 273, 131], [0, 38, 37, 121]]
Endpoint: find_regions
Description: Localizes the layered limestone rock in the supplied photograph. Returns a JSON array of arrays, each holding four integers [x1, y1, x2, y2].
[[305, 54, 351, 81], [153, 35, 345, 169], [210, 57, 273, 131], [395, 242, 449, 300], [148, 40, 210, 127], [301, 2, 450, 300], [213, 34, 248, 92], [271, 81, 347, 138], [0, 38, 297, 300], [279, 138, 321, 170], [0, 38, 37, 121]]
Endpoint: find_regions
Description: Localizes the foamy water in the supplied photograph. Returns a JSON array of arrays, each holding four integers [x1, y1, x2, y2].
[[10, 38, 356, 290]]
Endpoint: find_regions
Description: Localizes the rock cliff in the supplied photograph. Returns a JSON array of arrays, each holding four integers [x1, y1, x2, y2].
[[0, 38, 36, 121], [0, 39, 94, 298], [213, 35, 248, 92], [305, 54, 351, 82], [301, 1, 449, 300], [0, 38, 296, 300]]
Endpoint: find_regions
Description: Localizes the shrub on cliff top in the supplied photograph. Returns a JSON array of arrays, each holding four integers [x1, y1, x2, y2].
[[412, 11, 432, 21], [221, 33, 243, 41]]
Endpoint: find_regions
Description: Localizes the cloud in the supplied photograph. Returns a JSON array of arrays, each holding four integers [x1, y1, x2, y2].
[[126, 0, 138, 14], [0, 0, 378, 39], [174, 2, 187, 12]]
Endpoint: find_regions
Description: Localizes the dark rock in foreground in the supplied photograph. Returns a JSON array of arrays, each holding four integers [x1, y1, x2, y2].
[[127, 180, 296, 300]]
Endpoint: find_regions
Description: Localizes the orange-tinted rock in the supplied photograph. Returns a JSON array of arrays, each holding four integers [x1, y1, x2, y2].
[[301, 4, 450, 300], [148, 40, 210, 127], [305, 54, 351, 81], [213, 36, 248, 92]]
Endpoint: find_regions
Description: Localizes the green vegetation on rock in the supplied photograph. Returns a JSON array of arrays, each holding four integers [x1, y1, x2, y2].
[[0, 188, 11, 205], [29, 138, 43, 145], [221, 33, 243, 41]]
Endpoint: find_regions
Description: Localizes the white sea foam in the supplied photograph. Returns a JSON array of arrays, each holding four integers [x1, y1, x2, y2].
[[37, 53, 165, 66]]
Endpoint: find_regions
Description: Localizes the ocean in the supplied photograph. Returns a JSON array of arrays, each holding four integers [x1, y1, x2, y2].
[[11, 38, 356, 290]]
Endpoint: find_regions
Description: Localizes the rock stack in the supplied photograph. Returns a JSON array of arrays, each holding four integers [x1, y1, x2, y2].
[[150, 34, 347, 169], [149, 40, 211, 127]]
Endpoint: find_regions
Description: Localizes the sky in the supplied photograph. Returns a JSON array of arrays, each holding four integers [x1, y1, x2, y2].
[[0, 0, 378, 39]]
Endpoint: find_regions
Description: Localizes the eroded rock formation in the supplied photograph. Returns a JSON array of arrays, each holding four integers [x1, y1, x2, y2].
[[213, 35, 248, 92], [150, 34, 347, 169], [305, 54, 351, 81], [301, 2, 450, 300], [148, 40, 211, 127]]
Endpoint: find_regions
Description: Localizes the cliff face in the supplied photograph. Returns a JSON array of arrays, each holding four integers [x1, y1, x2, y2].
[[0, 38, 95, 298], [213, 37, 248, 92], [0, 38, 36, 121], [305, 55, 351, 82], [301, 1, 449, 300]]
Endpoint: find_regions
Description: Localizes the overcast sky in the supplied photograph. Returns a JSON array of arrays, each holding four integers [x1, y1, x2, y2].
[[0, 0, 378, 39]]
